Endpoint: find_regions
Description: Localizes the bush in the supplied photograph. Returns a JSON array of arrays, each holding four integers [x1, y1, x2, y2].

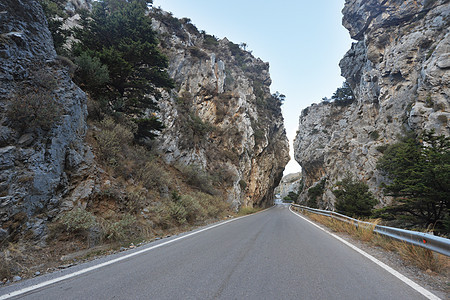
[[307, 178, 326, 208], [178, 164, 216, 195], [96, 118, 134, 166], [60, 208, 98, 232], [180, 194, 206, 223], [332, 174, 378, 218], [136, 160, 171, 189], [100, 214, 136, 242], [7, 90, 62, 132], [239, 179, 247, 190], [369, 130, 380, 140]]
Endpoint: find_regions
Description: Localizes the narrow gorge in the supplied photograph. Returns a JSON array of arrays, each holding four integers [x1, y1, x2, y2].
[[0, 0, 288, 277]]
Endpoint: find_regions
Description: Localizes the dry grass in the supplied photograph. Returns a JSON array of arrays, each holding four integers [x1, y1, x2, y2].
[[296, 209, 449, 274], [237, 206, 263, 216]]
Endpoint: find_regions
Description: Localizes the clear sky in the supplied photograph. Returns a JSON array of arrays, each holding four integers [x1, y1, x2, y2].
[[152, 0, 353, 175]]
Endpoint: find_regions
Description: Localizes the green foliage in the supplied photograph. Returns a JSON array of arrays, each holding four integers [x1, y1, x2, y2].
[[60, 208, 98, 232], [330, 81, 355, 106], [376, 145, 388, 153], [38, 0, 70, 54], [178, 164, 217, 195], [72, 0, 173, 140], [424, 95, 433, 108], [188, 46, 209, 60], [370, 130, 380, 140], [74, 53, 110, 93], [228, 41, 247, 68], [188, 114, 214, 137], [100, 214, 136, 241], [283, 191, 298, 203], [136, 160, 171, 189], [96, 117, 134, 167], [203, 34, 219, 49], [377, 130, 449, 232], [437, 114, 447, 124], [332, 174, 378, 218], [239, 179, 247, 190], [307, 178, 326, 208]]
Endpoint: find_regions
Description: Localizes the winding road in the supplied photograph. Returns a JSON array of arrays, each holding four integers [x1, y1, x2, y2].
[[0, 204, 440, 299]]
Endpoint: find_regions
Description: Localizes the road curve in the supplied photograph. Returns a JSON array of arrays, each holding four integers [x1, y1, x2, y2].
[[0, 204, 439, 299]]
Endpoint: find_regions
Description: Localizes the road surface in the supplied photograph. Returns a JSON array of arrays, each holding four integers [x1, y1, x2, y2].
[[0, 204, 439, 299]]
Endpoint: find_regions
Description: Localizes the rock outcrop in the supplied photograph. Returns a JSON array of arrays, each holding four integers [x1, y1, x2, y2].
[[0, 0, 92, 240], [274, 172, 302, 200], [294, 0, 449, 208], [152, 11, 290, 208]]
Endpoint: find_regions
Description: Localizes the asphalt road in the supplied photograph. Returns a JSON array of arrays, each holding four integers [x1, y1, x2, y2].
[[0, 204, 438, 299]]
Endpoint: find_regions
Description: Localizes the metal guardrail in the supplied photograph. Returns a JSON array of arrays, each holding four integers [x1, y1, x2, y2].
[[291, 204, 450, 257]]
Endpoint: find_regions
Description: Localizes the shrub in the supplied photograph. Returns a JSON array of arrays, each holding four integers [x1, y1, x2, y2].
[[307, 178, 326, 208], [178, 164, 216, 195], [7, 90, 62, 132], [239, 179, 247, 190], [136, 160, 171, 189], [100, 214, 136, 242], [60, 208, 98, 232], [169, 201, 187, 225], [96, 118, 134, 166], [188, 46, 209, 60], [180, 194, 206, 223], [369, 130, 380, 140], [437, 114, 447, 124], [332, 174, 378, 218], [188, 114, 214, 137], [203, 34, 219, 49]]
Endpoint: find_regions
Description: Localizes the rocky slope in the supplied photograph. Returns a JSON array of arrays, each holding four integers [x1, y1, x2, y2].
[[0, 1, 288, 246], [152, 10, 289, 209], [294, 0, 449, 208]]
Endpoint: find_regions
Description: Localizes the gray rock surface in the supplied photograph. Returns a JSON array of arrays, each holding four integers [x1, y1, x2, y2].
[[152, 12, 290, 208], [294, 0, 449, 208], [0, 0, 92, 241]]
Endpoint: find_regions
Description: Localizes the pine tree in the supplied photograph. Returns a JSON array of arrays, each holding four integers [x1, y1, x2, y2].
[[377, 130, 449, 231], [73, 0, 174, 140]]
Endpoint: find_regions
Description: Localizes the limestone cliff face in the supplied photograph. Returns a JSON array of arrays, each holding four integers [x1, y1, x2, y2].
[[294, 0, 449, 208], [0, 0, 92, 240], [152, 11, 289, 208]]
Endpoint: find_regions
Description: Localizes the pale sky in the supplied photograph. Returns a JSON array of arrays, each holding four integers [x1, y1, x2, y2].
[[152, 0, 353, 175]]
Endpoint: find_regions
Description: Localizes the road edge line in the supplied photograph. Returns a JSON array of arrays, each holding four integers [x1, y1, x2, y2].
[[289, 206, 441, 300], [0, 209, 269, 300]]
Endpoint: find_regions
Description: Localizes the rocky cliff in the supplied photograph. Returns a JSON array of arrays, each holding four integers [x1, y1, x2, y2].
[[294, 0, 449, 208], [0, 1, 288, 247], [151, 10, 289, 208], [0, 0, 93, 242]]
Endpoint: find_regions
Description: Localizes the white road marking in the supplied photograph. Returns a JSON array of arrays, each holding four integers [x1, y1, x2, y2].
[[0, 210, 270, 300], [289, 206, 441, 300]]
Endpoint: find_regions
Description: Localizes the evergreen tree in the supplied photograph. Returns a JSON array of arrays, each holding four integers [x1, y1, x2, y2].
[[333, 174, 377, 218], [331, 81, 354, 105], [377, 130, 449, 231], [73, 0, 174, 140]]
